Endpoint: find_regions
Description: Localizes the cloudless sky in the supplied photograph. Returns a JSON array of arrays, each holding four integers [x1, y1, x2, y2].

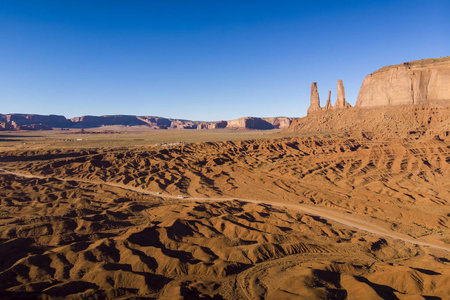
[[0, 0, 449, 120]]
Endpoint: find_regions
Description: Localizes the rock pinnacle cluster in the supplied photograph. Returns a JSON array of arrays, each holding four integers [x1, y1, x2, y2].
[[307, 80, 352, 115]]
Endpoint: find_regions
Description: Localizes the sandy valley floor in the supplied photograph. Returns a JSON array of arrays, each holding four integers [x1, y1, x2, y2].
[[0, 130, 449, 299]]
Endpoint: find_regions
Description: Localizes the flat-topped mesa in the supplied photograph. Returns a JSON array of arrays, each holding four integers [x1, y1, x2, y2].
[[356, 56, 450, 108], [333, 80, 352, 109], [307, 82, 321, 114]]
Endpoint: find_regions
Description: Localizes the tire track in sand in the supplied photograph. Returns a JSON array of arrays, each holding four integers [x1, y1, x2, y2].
[[1, 168, 449, 253]]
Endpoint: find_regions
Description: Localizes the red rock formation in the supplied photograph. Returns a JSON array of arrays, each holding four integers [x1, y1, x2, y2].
[[307, 82, 321, 115], [226, 117, 274, 130], [263, 117, 292, 129], [0, 113, 292, 131], [356, 57, 450, 108], [0, 114, 66, 130], [307, 81, 351, 115], [333, 80, 352, 109], [324, 90, 332, 110], [210, 121, 228, 129]]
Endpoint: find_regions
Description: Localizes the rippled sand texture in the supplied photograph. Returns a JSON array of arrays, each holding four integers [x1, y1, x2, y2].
[[0, 135, 449, 299]]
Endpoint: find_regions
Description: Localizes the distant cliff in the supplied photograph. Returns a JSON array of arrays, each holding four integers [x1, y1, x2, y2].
[[0, 114, 294, 131], [0, 114, 69, 130], [225, 117, 292, 130], [356, 57, 450, 108]]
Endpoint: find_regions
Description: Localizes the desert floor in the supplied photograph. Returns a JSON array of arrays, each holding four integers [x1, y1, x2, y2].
[[0, 129, 449, 299]]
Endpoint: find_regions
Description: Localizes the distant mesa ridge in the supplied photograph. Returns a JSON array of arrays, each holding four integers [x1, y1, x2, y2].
[[0, 113, 293, 131]]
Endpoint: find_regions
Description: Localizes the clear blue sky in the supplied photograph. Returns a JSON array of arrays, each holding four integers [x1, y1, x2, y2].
[[0, 0, 449, 120]]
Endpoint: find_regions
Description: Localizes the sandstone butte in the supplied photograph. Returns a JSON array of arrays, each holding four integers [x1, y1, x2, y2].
[[299, 57, 450, 138], [307, 56, 450, 114], [356, 56, 450, 108]]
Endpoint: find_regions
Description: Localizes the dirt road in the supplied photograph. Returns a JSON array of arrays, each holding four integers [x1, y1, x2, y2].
[[1, 168, 449, 252]]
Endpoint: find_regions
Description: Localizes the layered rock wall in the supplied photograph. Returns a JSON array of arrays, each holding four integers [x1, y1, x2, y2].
[[356, 57, 450, 108], [0, 113, 293, 131], [263, 117, 292, 129], [226, 117, 274, 130], [225, 117, 292, 130], [6, 114, 70, 127]]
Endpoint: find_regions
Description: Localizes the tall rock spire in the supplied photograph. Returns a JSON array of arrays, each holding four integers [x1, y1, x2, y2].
[[333, 80, 352, 109], [307, 82, 321, 115], [324, 90, 332, 110]]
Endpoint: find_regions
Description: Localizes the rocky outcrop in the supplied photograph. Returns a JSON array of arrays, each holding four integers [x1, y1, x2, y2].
[[137, 116, 172, 128], [356, 57, 450, 108], [263, 117, 292, 129], [209, 121, 228, 129], [307, 80, 352, 115], [288, 104, 450, 139], [307, 82, 321, 114], [226, 117, 274, 130], [334, 80, 351, 109], [194, 117, 292, 130], [324, 91, 332, 110], [197, 121, 228, 130], [224, 117, 293, 130]]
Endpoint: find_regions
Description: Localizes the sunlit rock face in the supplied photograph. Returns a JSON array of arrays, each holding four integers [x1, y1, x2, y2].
[[307, 82, 321, 115], [356, 57, 450, 108], [307, 80, 351, 115], [333, 79, 351, 109]]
